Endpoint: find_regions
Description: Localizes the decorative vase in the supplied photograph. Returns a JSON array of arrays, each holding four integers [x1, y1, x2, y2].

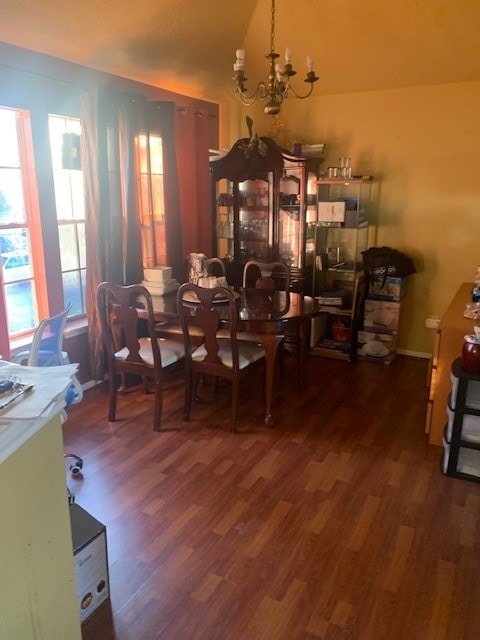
[[461, 336, 480, 374]]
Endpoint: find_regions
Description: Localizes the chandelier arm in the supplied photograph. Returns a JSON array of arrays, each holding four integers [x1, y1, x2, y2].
[[236, 81, 268, 106], [284, 83, 315, 100]]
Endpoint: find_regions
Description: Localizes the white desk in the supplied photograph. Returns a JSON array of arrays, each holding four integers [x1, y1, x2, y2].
[[0, 363, 82, 639]]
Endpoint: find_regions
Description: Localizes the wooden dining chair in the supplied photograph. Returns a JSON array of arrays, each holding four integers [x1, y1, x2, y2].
[[242, 260, 294, 373], [204, 257, 226, 278], [177, 282, 265, 433], [96, 282, 185, 431], [243, 260, 291, 291]]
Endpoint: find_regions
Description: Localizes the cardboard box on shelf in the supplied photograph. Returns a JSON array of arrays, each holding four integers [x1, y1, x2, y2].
[[357, 330, 398, 364], [363, 299, 401, 332], [368, 275, 407, 301]]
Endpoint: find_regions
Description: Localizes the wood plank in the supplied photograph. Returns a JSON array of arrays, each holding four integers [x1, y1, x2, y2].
[[61, 355, 480, 640]]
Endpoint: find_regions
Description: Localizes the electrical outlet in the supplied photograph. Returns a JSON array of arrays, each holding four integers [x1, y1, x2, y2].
[[425, 317, 440, 329]]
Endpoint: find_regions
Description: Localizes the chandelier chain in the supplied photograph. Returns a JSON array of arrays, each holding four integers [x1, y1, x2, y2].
[[270, 0, 275, 56]]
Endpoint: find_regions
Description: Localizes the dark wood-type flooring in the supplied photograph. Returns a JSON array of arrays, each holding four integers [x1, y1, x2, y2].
[[62, 354, 480, 640]]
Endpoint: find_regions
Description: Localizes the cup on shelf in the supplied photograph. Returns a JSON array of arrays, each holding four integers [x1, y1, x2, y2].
[[327, 167, 340, 178], [339, 157, 352, 178]]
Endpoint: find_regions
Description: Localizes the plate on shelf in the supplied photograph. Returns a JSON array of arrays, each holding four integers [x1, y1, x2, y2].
[[183, 290, 239, 304], [301, 144, 325, 157], [364, 340, 389, 357]]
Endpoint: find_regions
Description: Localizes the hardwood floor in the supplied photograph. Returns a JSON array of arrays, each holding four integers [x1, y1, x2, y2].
[[62, 354, 480, 640]]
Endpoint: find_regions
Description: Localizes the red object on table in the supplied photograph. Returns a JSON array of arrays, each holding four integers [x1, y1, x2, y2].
[[462, 339, 480, 374]]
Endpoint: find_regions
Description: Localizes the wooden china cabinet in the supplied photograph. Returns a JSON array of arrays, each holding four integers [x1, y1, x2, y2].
[[210, 138, 321, 291]]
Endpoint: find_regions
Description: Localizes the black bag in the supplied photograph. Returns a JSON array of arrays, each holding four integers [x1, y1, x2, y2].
[[362, 246, 416, 285]]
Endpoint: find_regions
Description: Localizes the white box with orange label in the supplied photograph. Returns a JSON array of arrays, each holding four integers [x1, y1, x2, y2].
[[69, 503, 110, 623]]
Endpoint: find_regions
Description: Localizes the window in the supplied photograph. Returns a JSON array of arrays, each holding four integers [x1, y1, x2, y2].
[[0, 107, 47, 336], [136, 133, 166, 267], [48, 115, 86, 317], [0, 107, 86, 345]]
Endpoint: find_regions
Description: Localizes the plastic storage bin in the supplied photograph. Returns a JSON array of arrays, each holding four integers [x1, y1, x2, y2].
[[446, 405, 480, 443], [449, 372, 480, 410], [443, 432, 480, 476], [443, 359, 480, 482]]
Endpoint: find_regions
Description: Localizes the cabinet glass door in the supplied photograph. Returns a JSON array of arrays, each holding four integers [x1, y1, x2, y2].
[[305, 167, 318, 225], [278, 170, 302, 267], [238, 176, 272, 264], [214, 177, 234, 262], [304, 169, 318, 291]]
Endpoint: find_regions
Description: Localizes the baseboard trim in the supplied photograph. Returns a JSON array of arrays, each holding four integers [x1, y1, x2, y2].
[[397, 349, 432, 360], [81, 379, 104, 392]]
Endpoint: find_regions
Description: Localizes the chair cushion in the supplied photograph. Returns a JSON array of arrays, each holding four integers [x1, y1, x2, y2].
[[191, 338, 265, 370], [115, 337, 185, 368], [236, 331, 262, 343]]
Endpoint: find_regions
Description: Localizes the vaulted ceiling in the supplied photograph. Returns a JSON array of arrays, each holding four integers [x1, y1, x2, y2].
[[2, 0, 480, 102]]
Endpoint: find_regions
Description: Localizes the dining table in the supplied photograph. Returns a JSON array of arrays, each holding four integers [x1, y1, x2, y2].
[[144, 287, 319, 426]]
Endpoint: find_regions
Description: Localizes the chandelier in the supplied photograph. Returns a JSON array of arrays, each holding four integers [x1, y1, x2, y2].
[[232, 0, 318, 116]]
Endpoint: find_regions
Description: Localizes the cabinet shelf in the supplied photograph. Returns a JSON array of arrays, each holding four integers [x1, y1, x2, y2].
[[280, 205, 300, 219], [316, 307, 352, 316], [317, 176, 373, 185], [308, 178, 373, 361], [310, 344, 351, 361]]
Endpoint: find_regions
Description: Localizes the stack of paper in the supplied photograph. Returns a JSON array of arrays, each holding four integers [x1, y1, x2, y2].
[[142, 279, 179, 297], [143, 266, 172, 282], [0, 361, 78, 420], [142, 266, 179, 296]]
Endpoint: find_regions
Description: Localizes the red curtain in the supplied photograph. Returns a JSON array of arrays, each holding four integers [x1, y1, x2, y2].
[[153, 102, 184, 283], [174, 107, 213, 263], [195, 110, 213, 255]]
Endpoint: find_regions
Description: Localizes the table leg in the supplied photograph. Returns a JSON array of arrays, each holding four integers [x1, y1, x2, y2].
[[257, 333, 284, 426], [297, 318, 310, 390]]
